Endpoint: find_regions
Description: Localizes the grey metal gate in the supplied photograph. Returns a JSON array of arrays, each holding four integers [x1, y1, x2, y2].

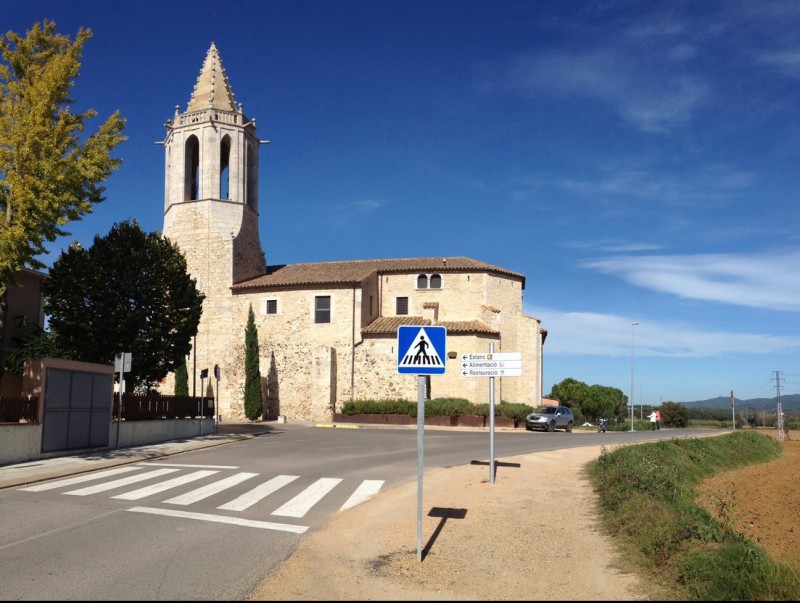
[[41, 368, 113, 453]]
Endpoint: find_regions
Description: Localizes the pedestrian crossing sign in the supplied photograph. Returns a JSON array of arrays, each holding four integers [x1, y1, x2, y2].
[[397, 325, 447, 375]]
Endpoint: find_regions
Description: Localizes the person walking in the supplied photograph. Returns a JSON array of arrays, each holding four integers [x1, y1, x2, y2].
[[647, 409, 657, 431], [655, 408, 661, 430]]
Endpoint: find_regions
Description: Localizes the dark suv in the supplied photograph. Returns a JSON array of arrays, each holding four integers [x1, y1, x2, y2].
[[525, 405, 574, 432]]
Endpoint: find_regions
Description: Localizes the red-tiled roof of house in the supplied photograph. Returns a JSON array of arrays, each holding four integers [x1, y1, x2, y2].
[[361, 316, 498, 335], [232, 256, 525, 290]]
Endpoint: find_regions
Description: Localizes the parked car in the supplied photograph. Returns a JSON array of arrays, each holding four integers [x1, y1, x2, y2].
[[525, 405, 574, 432]]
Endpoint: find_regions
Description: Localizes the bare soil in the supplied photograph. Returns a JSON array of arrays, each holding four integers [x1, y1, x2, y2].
[[249, 431, 799, 601], [696, 432, 800, 569]]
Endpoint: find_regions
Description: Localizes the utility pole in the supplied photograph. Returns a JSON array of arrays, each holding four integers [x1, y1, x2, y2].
[[731, 389, 735, 431], [773, 370, 785, 441]]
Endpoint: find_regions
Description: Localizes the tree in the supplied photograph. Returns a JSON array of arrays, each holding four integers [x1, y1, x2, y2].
[[0, 20, 126, 295], [548, 377, 590, 409], [243, 303, 263, 421], [174, 361, 189, 396], [4, 327, 68, 375], [660, 401, 689, 428], [42, 219, 203, 391], [584, 384, 627, 421]]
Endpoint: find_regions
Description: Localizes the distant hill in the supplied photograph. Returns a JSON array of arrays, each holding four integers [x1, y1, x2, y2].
[[681, 394, 800, 411]]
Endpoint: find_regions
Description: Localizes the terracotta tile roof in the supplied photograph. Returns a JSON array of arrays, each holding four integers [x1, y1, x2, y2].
[[232, 256, 525, 290], [361, 316, 498, 335]]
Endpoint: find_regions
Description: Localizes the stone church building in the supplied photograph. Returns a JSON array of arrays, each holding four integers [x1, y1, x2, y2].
[[160, 43, 546, 422]]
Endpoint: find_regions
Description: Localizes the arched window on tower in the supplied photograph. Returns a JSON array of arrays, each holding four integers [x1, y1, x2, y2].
[[185, 135, 200, 201], [220, 135, 231, 200]]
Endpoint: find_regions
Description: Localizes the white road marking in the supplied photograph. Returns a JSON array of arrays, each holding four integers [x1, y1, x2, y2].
[[163, 472, 259, 505], [339, 479, 384, 511], [64, 468, 181, 496], [217, 474, 299, 512], [137, 462, 239, 469], [127, 506, 308, 533], [18, 466, 143, 492], [272, 477, 342, 518], [111, 470, 219, 500]]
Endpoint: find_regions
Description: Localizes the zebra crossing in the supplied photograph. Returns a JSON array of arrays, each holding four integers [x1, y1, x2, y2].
[[18, 462, 385, 533]]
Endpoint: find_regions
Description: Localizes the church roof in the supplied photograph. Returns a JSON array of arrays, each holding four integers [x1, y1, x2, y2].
[[361, 316, 499, 335], [231, 256, 526, 290], [186, 42, 238, 112]]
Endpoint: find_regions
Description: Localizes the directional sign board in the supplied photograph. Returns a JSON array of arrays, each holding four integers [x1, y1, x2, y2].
[[397, 325, 447, 375], [461, 352, 522, 377]]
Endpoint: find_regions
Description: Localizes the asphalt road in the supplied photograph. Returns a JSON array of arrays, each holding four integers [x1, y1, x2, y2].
[[0, 424, 719, 600]]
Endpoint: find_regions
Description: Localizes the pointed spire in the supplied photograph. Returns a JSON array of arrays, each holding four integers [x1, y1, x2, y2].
[[186, 42, 238, 112]]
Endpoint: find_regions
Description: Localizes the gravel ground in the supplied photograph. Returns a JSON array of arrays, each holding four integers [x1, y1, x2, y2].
[[249, 444, 653, 601]]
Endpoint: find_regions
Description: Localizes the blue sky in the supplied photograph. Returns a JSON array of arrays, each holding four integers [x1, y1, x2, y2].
[[7, 0, 800, 403]]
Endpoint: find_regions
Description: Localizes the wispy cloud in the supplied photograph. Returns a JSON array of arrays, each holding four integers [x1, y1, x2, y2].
[[558, 165, 754, 208], [755, 49, 800, 78], [581, 251, 800, 311], [337, 198, 386, 211], [562, 240, 663, 253], [526, 307, 800, 357], [504, 49, 710, 133]]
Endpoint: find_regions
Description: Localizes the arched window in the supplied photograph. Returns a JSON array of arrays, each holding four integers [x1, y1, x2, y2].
[[429, 274, 442, 289], [417, 274, 428, 289], [220, 135, 231, 200], [184, 136, 200, 201]]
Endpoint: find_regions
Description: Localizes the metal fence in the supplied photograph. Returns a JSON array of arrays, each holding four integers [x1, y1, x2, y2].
[[113, 393, 215, 421], [1, 393, 214, 424], [0, 396, 38, 423]]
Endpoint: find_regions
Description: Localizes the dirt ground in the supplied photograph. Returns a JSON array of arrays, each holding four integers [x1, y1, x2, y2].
[[696, 432, 800, 569], [249, 431, 798, 601]]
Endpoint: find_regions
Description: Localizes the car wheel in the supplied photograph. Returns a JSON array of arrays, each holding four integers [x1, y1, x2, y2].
[[565, 421, 573, 433], [547, 421, 555, 432], [525, 425, 532, 431]]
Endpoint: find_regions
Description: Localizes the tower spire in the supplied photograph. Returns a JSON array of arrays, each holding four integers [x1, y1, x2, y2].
[[186, 42, 237, 112]]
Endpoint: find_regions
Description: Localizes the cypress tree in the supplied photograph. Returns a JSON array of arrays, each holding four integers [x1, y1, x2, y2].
[[174, 361, 189, 396], [244, 304, 263, 420]]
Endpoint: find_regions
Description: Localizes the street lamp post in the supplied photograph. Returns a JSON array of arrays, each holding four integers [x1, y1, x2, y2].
[[630, 322, 639, 432]]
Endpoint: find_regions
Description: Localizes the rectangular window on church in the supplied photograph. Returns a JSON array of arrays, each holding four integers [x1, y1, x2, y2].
[[315, 295, 331, 323], [396, 297, 408, 315], [265, 299, 278, 315]]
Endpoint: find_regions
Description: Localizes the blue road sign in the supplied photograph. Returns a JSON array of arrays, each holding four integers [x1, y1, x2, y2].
[[397, 325, 447, 375]]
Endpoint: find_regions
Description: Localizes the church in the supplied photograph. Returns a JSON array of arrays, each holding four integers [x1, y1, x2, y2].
[[160, 43, 546, 422]]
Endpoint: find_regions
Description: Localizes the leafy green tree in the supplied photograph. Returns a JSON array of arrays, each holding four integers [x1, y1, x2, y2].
[[0, 20, 126, 295], [42, 219, 203, 391], [584, 384, 627, 421], [243, 304, 263, 420], [174, 361, 189, 396], [660, 401, 689, 428], [3, 327, 68, 375], [548, 377, 590, 409]]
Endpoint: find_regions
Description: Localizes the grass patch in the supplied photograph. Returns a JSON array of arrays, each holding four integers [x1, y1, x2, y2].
[[586, 430, 800, 600]]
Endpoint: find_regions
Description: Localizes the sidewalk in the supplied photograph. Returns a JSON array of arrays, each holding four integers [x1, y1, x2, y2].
[[0, 421, 276, 491]]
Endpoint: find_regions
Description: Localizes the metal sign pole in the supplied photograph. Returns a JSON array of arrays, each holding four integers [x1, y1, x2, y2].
[[396, 325, 446, 564], [489, 342, 495, 484], [214, 364, 220, 434], [416, 374, 425, 562]]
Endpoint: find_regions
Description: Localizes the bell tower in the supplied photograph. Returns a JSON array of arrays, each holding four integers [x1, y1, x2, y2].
[[162, 43, 266, 413]]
